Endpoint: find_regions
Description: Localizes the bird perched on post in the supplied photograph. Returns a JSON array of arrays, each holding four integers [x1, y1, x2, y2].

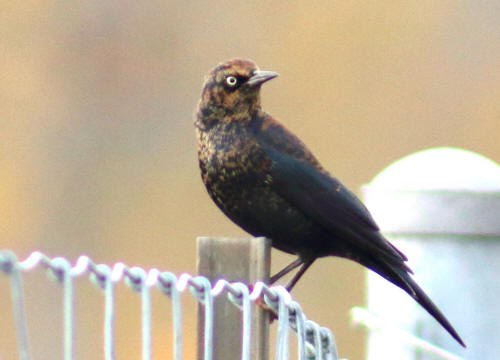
[[194, 58, 465, 347]]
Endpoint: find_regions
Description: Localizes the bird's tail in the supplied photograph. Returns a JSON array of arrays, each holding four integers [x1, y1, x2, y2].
[[367, 259, 466, 348]]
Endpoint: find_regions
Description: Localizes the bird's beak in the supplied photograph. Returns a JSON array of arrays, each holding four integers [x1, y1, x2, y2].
[[247, 70, 279, 87]]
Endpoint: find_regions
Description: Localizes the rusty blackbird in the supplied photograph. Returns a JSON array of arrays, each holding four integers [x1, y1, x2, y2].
[[194, 58, 465, 347]]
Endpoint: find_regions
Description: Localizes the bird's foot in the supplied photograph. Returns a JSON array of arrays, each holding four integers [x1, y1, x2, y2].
[[246, 283, 278, 322]]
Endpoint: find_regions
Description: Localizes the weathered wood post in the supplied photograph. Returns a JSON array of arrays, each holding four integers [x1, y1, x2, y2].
[[197, 237, 271, 360], [362, 147, 500, 359]]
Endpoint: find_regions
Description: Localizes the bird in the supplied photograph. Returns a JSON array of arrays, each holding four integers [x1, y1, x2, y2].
[[194, 58, 465, 347]]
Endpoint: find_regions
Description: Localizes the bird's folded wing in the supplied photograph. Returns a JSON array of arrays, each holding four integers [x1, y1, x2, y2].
[[266, 148, 407, 263]]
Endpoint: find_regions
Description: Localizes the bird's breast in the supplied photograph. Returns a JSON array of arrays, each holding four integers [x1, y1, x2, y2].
[[197, 127, 269, 206]]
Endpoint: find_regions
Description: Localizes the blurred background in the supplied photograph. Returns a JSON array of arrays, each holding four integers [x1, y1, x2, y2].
[[1, 1, 499, 359]]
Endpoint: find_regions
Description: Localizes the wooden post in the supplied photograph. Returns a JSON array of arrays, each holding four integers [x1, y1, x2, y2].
[[197, 236, 271, 360]]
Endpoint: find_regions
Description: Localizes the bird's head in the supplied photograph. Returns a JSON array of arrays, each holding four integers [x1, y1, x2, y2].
[[196, 58, 278, 129]]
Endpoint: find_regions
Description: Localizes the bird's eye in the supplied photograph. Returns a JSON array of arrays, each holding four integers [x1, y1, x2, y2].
[[226, 76, 238, 87]]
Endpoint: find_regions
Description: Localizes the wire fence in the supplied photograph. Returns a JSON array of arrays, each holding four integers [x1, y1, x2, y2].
[[0, 250, 339, 360]]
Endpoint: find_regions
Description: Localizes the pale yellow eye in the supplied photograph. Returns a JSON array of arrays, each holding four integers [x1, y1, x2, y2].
[[226, 76, 238, 86]]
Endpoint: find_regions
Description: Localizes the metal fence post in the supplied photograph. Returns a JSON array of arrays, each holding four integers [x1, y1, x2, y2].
[[362, 147, 500, 359], [197, 236, 271, 360]]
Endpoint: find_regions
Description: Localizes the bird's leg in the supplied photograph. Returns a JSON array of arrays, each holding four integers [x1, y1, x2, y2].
[[285, 258, 315, 292], [269, 257, 303, 284], [255, 258, 303, 322]]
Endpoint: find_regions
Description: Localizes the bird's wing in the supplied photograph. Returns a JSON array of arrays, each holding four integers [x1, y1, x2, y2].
[[264, 145, 407, 263]]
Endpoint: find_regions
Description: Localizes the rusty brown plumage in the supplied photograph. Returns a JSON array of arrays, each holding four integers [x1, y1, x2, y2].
[[194, 58, 465, 347]]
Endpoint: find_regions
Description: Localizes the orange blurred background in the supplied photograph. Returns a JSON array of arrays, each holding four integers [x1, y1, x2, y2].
[[1, 2, 499, 359]]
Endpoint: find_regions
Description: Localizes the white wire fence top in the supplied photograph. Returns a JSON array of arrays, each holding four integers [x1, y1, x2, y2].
[[0, 250, 339, 360]]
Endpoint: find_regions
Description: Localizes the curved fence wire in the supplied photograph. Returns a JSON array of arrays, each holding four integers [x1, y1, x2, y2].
[[0, 250, 338, 360]]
